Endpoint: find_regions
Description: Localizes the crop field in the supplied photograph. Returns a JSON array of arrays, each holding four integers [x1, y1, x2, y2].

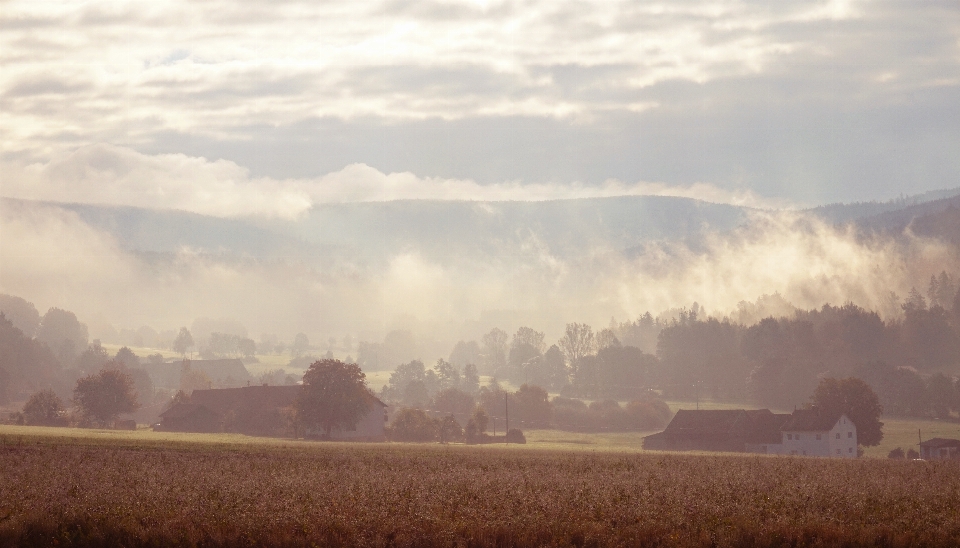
[[2, 426, 960, 547]]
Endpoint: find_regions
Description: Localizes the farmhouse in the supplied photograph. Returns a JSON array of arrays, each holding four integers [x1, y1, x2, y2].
[[643, 407, 858, 457], [920, 438, 960, 460], [774, 409, 857, 458], [158, 384, 388, 440], [642, 409, 789, 452]]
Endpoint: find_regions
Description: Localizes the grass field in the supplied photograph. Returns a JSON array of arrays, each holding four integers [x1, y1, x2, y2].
[[2, 425, 960, 547]]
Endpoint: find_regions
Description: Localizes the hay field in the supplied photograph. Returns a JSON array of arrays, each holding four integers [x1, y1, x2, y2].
[[2, 427, 960, 547]]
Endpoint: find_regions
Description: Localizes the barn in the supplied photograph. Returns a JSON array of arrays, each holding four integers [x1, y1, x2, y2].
[[641, 409, 788, 452], [643, 407, 859, 457]]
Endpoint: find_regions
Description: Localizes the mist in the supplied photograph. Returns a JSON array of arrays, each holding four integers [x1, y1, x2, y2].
[[2, 192, 953, 363]]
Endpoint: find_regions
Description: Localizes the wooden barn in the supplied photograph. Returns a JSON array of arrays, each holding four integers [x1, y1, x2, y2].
[[642, 409, 789, 453], [920, 438, 960, 460]]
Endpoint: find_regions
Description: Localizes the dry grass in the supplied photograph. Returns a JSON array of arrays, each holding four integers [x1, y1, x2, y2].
[[2, 427, 960, 547]]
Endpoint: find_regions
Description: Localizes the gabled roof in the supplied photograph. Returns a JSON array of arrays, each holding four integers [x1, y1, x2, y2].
[[185, 359, 252, 382], [159, 403, 219, 419], [920, 437, 960, 449], [657, 409, 790, 444], [191, 385, 301, 415], [781, 408, 845, 432]]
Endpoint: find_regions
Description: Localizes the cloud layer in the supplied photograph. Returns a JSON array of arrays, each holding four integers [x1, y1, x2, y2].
[[2, 0, 958, 203], [1, 144, 780, 217]]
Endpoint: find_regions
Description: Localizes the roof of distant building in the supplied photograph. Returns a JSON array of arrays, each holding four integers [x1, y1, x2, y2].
[[780, 408, 846, 432], [920, 437, 960, 449]]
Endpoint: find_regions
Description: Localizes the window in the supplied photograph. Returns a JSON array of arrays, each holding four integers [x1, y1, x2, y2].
[[836, 449, 841, 455], [848, 432, 853, 438], [787, 434, 792, 440], [816, 434, 821, 440], [835, 433, 841, 439], [849, 448, 853, 454]]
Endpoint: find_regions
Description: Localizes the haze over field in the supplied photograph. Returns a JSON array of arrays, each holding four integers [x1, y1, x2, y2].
[[2, 0, 960, 353]]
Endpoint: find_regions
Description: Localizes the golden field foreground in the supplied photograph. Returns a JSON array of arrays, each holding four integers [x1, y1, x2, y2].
[[2, 427, 960, 547]]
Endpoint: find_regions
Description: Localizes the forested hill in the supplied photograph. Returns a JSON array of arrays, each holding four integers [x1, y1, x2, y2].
[[6, 186, 960, 264], [807, 187, 960, 225], [1, 195, 753, 261]]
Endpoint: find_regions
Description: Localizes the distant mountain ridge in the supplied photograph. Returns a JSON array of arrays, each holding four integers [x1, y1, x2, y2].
[[5, 186, 960, 266], [806, 187, 960, 225], [1, 195, 754, 263]]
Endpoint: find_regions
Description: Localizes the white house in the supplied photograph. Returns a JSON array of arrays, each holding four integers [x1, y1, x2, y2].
[[771, 409, 857, 458]]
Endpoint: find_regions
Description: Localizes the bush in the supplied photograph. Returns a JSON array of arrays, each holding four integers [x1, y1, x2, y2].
[[505, 428, 526, 444], [22, 389, 68, 426], [551, 396, 672, 432], [387, 408, 438, 442], [439, 414, 463, 443], [625, 399, 672, 430], [465, 419, 479, 443], [907, 448, 920, 459], [888, 447, 905, 459]]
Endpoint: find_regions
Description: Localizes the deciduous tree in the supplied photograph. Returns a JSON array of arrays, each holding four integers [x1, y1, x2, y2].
[[173, 327, 194, 357], [73, 366, 139, 427], [296, 359, 372, 438], [811, 377, 883, 446], [22, 389, 68, 426]]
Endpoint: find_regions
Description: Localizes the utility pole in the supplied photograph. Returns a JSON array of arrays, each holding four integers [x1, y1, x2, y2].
[[505, 392, 509, 439], [919, 429, 923, 460]]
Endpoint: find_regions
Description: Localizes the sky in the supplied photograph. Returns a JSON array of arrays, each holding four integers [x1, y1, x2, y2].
[[2, 0, 959, 213], [2, 0, 960, 350]]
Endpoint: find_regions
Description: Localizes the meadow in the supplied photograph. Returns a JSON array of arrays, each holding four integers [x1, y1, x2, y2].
[[3, 426, 960, 547]]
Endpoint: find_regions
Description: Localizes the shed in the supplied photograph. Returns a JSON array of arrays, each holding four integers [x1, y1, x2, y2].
[[920, 438, 960, 460]]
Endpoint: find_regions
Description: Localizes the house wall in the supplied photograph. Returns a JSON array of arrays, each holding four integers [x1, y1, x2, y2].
[[921, 445, 960, 459], [827, 415, 858, 458], [774, 414, 857, 458], [777, 430, 830, 457]]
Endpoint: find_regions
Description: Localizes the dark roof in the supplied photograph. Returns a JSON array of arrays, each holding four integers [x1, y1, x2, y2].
[[781, 408, 845, 432], [920, 437, 960, 449], [191, 385, 301, 415], [658, 409, 790, 444], [186, 359, 251, 382], [159, 403, 219, 419], [189, 385, 387, 416]]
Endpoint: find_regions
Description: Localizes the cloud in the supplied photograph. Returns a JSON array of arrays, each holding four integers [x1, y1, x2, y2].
[[1, 144, 784, 216], [1, 144, 313, 219], [312, 163, 783, 208]]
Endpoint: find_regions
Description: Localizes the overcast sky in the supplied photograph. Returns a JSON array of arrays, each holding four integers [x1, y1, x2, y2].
[[2, 0, 959, 212]]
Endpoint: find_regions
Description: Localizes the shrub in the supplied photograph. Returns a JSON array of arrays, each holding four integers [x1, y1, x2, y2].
[[907, 448, 920, 459], [22, 389, 68, 426], [505, 428, 526, 444], [439, 414, 463, 443], [387, 408, 438, 442], [888, 447, 905, 459], [465, 419, 479, 443]]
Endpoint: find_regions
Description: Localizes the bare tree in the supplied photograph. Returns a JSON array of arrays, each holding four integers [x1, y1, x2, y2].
[[512, 327, 545, 354], [480, 328, 508, 373], [559, 323, 595, 366], [173, 327, 194, 357]]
